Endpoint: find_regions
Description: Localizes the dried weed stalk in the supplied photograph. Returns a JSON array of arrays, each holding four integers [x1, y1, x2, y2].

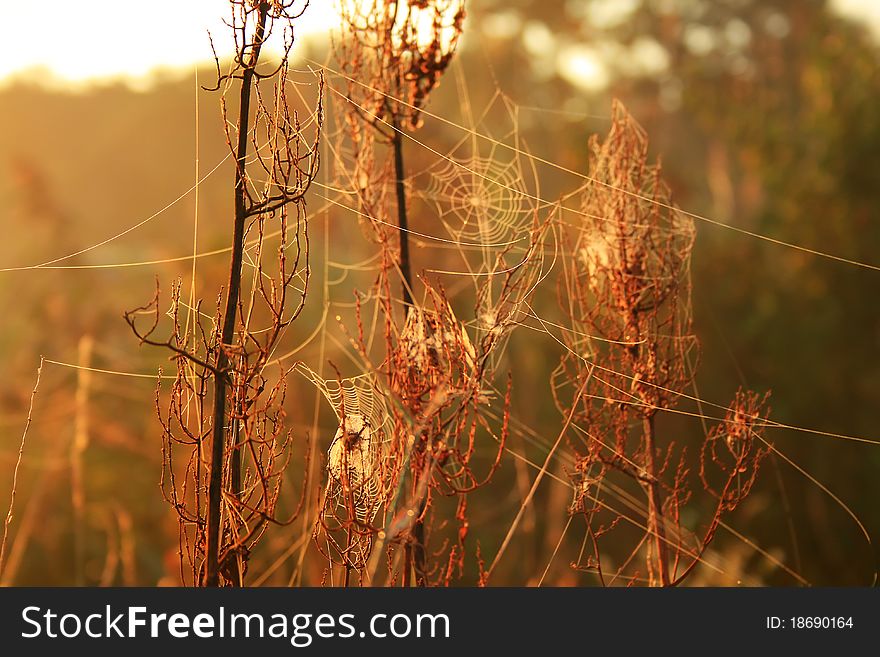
[[335, 0, 465, 305], [556, 100, 769, 586], [325, 3, 561, 585], [324, 0, 498, 586], [126, 0, 322, 586]]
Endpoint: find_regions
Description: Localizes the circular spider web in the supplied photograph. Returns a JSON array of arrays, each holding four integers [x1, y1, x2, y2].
[[420, 155, 533, 245]]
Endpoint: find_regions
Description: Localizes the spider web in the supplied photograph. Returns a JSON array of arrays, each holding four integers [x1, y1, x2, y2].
[[296, 363, 397, 570], [5, 48, 878, 588], [420, 154, 532, 245], [408, 89, 542, 275]]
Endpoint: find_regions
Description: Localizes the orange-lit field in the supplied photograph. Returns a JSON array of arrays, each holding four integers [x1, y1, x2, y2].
[[1, 0, 879, 588]]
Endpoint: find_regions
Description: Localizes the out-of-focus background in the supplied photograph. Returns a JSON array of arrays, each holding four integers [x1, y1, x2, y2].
[[1, 0, 878, 586]]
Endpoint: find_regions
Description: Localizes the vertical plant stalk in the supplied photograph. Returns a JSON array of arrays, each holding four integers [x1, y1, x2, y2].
[[334, 0, 468, 586], [390, 114, 426, 585], [126, 1, 319, 587], [0, 463, 58, 586], [0, 358, 44, 580], [206, 4, 269, 589], [643, 415, 670, 586], [391, 116, 414, 310], [555, 102, 768, 586], [72, 335, 94, 586]]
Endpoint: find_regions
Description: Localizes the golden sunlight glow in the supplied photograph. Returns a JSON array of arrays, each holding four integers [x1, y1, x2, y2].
[[337, 0, 464, 52], [1, 0, 338, 87], [2, 0, 879, 89]]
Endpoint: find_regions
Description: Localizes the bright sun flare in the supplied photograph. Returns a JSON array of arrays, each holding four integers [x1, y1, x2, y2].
[[1, 0, 338, 87], [2, 0, 879, 89]]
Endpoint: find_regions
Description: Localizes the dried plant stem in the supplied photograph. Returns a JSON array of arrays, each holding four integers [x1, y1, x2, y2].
[[98, 510, 120, 587], [392, 117, 414, 310], [643, 415, 670, 586], [0, 358, 44, 579], [390, 114, 423, 585], [206, 4, 269, 589], [72, 335, 94, 586], [116, 507, 137, 586], [0, 464, 58, 586]]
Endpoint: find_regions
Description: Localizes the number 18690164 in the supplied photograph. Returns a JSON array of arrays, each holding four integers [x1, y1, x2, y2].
[[766, 616, 854, 630]]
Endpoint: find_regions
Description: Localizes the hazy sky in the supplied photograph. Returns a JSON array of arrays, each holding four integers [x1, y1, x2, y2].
[[1, 0, 337, 87], [1, 0, 878, 88]]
